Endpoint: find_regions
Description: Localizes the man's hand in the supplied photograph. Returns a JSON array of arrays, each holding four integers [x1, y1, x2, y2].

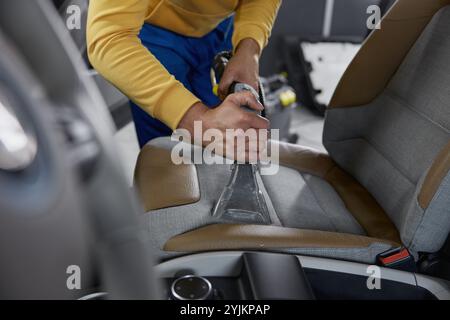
[[218, 38, 261, 100], [178, 91, 269, 162]]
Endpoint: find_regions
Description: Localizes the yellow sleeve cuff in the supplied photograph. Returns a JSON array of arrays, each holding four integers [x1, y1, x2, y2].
[[232, 24, 267, 54]]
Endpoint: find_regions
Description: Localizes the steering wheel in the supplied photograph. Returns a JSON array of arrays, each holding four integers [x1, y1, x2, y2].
[[0, 0, 156, 299]]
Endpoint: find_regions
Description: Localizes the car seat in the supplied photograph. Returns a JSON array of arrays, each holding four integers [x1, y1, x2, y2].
[[134, 0, 450, 264]]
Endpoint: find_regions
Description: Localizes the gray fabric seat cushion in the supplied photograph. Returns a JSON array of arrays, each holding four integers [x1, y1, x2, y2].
[[261, 167, 364, 234], [143, 138, 372, 260]]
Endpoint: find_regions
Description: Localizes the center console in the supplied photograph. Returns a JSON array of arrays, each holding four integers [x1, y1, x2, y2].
[[163, 252, 314, 300], [155, 251, 450, 300]]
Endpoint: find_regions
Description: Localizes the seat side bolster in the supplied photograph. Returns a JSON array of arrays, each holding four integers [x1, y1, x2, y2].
[[325, 167, 401, 243], [418, 141, 450, 209], [276, 141, 401, 244], [163, 224, 400, 252], [277, 141, 335, 177], [134, 145, 200, 211]]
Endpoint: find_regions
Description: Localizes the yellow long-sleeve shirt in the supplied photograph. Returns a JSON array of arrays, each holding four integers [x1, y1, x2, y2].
[[87, 0, 281, 130]]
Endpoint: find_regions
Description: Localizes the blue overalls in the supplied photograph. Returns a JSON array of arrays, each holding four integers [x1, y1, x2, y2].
[[130, 17, 234, 148]]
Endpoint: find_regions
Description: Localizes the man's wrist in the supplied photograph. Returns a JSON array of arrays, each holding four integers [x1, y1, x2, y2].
[[235, 38, 261, 58], [177, 102, 209, 134]]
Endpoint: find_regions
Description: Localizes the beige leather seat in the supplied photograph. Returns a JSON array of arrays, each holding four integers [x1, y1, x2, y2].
[[134, 0, 450, 263]]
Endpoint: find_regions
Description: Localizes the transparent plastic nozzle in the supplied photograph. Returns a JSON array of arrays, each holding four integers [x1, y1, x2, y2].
[[212, 164, 272, 225]]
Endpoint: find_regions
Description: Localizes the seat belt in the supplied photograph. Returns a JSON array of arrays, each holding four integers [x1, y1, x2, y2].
[[210, 52, 275, 225], [377, 247, 416, 272]]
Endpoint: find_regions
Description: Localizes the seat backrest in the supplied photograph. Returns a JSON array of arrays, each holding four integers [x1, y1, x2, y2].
[[323, 0, 450, 254]]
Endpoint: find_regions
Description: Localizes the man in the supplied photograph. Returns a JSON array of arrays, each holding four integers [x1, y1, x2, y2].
[[87, 0, 281, 159]]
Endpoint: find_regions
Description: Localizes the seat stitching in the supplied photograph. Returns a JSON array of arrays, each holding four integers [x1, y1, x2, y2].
[[408, 181, 447, 251], [325, 133, 416, 186], [384, 89, 450, 133], [297, 172, 347, 234]]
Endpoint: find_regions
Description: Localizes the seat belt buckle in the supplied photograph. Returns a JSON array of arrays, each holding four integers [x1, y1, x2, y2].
[[377, 247, 416, 272]]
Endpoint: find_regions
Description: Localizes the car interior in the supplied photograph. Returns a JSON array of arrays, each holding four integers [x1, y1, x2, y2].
[[0, 0, 449, 300]]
